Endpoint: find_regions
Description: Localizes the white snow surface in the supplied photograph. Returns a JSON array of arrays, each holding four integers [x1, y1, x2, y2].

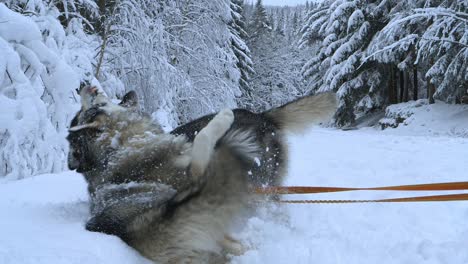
[[232, 128, 468, 264], [1, 104, 468, 263], [379, 100, 468, 137], [0, 171, 150, 264]]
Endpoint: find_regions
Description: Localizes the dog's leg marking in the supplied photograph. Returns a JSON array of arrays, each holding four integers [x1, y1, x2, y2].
[[190, 109, 234, 178]]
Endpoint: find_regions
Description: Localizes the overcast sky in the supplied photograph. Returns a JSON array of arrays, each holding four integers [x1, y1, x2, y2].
[[261, 0, 310, 6]]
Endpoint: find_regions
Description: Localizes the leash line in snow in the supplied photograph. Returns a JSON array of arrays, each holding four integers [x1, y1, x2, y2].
[[255, 182, 468, 203], [278, 193, 468, 204], [256, 181, 468, 195]]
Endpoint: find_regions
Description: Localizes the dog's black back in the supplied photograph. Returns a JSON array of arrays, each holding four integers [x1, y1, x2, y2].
[[171, 109, 286, 186]]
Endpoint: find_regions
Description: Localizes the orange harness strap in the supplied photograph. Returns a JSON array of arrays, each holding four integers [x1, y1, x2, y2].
[[255, 182, 468, 204], [256, 181, 468, 195], [279, 193, 468, 204]]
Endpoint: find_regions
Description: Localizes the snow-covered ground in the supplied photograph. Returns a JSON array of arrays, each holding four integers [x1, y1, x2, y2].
[[0, 172, 150, 264], [232, 128, 468, 264], [1, 103, 467, 264]]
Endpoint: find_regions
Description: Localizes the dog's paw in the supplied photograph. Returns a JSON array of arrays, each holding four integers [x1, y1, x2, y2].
[[86, 213, 126, 238]]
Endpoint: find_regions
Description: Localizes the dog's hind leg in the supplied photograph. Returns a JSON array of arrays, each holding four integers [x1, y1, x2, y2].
[[190, 109, 234, 178]]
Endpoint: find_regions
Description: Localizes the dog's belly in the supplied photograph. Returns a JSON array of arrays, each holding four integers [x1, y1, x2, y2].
[[130, 191, 248, 263], [130, 149, 252, 263]]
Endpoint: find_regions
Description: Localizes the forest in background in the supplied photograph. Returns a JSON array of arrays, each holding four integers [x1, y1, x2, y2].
[[299, 0, 467, 126], [1, 0, 467, 179]]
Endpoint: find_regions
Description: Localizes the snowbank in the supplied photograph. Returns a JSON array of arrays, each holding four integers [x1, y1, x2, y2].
[[378, 100, 468, 137]]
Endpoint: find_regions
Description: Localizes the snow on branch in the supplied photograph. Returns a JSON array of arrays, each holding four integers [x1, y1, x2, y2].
[[0, 3, 80, 179]]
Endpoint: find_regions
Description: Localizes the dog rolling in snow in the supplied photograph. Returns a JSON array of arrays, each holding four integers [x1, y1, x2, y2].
[[67, 86, 337, 263]]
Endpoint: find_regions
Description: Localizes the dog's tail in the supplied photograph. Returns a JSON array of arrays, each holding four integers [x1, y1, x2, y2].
[[263, 92, 337, 133]]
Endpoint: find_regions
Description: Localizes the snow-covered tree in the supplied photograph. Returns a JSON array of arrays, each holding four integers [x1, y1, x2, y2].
[[93, 0, 184, 129], [300, 0, 467, 126], [230, 0, 255, 108], [244, 2, 309, 111], [93, 0, 244, 125], [300, 0, 388, 126], [368, 0, 468, 103], [249, 0, 271, 37], [0, 2, 90, 179], [1, 0, 248, 179], [162, 0, 241, 123], [288, 11, 299, 42], [275, 8, 285, 36]]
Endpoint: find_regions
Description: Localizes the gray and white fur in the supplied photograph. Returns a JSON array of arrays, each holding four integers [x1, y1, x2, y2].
[[67, 87, 337, 263]]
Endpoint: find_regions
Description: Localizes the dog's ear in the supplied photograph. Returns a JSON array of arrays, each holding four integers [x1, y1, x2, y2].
[[119, 91, 138, 108]]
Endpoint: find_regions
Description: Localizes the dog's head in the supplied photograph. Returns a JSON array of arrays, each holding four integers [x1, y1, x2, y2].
[[66, 86, 156, 173]]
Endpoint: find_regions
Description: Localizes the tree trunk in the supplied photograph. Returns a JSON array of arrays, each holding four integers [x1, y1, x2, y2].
[[399, 70, 404, 103], [388, 66, 392, 103], [413, 68, 418, 101], [388, 66, 396, 104], [427, 60, 435, 104], [403, 71, 409, 102], [427, 78, 435, 104], [392, 66, 398, 104]]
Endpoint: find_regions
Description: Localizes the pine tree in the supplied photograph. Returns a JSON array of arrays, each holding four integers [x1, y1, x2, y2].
[[300, 0, 467, 126], [275, 8, 285, 36], [411, 1, 466, 103], [365, 0, 467, 103], [230, 0, 255, 106], [250, 0, 271, 37], [290, 11, 299, 40], [243, 2, 308, 111], [300, 0, 388, 126]]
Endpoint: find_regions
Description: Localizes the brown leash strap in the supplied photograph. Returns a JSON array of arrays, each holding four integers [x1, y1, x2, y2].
[[279, 193, 468, 204], [256, 181, 468, 195]]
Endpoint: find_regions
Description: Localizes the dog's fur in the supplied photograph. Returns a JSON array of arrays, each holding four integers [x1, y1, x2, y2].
[[67, 87, 337, 263]]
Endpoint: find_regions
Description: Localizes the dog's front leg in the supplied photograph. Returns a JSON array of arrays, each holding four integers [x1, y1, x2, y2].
[[190, 109, 234, 178]]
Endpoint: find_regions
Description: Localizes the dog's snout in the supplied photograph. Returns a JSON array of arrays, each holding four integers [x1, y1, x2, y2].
[[68, 150, 80, 170]]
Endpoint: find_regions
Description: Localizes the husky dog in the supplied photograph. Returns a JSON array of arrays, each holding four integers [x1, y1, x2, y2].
[[67, 86, 336, 263]]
